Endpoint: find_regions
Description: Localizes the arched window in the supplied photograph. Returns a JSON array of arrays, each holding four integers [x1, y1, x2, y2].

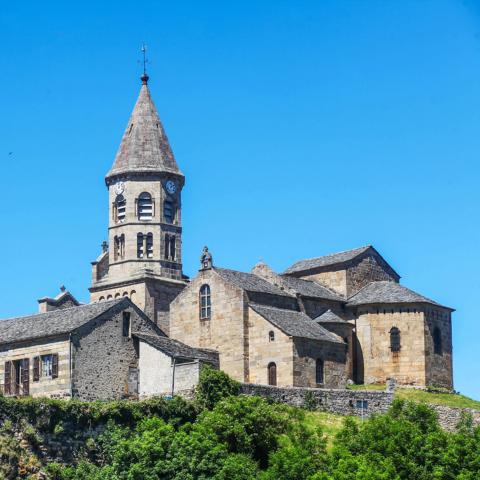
[[138, 192, 153, 220], [107, 295, 113, 300], [123, 292, 128, 297], [433, 327, 442, 354], [99, 296, 105, 302], [137, 233, 144, 258], [200, 285, 211, 319], [164, 196, 174, 223], [390, 327, 401, 352], [268, 362, 277, 386], [269, 331, 275, 342], [316, 359, 324, 384], [116, 195, 126, 223], [146, 233, 153, 258], [115, 293, 120, 298], [130, 290, 136, 303], [165, 234, 170, 259]]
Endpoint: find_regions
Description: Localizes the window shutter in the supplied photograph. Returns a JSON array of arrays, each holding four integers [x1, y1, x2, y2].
[[52, 354, 58, 378], [33, 356, 39, 381], [4, 361, 11, 395], [23, 358, 29, 395]]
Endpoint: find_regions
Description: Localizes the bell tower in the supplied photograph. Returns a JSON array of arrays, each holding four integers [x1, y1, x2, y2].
[[89, 71, 187, 334]]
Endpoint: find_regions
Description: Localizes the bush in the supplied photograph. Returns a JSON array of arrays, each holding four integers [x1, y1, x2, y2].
[[23, 424, 40, 445], [195, 365, 242, 410], [303, 390, 317, 411]]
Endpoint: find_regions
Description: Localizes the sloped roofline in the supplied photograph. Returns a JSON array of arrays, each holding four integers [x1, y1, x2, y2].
[[281, 245, 401, 279]]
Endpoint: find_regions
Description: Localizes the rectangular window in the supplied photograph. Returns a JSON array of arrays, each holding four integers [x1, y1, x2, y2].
[[123, 312, 131, 337], [43, 355, 52, 377]]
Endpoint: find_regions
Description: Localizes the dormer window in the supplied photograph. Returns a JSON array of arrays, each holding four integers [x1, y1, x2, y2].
[[164, 197, 174, 223], [138, 192, 153, 220]]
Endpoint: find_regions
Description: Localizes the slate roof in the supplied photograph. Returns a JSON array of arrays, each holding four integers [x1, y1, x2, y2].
[[279, 275, 346, 302], [249, 304, 344, 344], [106, 78, 183, 180], [347, 282, 453, 310], [0, 298, 126, 346], [281, 246, 372, 275], [133, 333, 219, 362], [214, 267, 294, 297], [313, 309, 353, 325]]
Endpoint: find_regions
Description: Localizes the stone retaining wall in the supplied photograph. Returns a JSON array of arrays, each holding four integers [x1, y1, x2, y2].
[[241, 383, 394, 418]]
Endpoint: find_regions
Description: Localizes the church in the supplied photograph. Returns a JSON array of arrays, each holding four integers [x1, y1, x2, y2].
[[0, 71, 454, 399]]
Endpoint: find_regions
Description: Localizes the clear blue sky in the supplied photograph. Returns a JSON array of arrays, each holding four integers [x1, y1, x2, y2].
[[1, 0, 479, 398]]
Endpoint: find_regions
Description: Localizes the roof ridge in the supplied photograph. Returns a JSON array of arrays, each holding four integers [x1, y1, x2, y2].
[[293, 245, 371, 264]]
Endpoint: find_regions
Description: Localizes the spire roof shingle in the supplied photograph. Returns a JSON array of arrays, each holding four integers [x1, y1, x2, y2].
[[106, 78, 183, 180]]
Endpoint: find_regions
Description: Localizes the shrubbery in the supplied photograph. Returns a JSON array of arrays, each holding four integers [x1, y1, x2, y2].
[[2, 369, 480, 479]]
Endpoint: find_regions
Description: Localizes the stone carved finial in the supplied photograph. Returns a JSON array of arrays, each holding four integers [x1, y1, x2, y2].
[[101, 240, 109, 253], [200, 246, 213, 270], [60, 285, 66, 293]]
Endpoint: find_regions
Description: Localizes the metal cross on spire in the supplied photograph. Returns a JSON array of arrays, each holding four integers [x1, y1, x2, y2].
[[138, 41, 151, 74]]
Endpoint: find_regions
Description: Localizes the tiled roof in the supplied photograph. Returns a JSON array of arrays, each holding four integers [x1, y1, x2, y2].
[[249, 304, 344, 344], [278, 275, 346, 302], [281, 246, 372, 275], [133, 333, 219, 363], [214, 267, 295, 297], [347, 282, 453, 310], [313, 309, 353, 325], [106, 81, 183, 179], [0, 298, 126, 346]]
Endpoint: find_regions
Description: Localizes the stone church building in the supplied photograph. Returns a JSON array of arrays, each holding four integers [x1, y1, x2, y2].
[[0, 72, 454, 399]]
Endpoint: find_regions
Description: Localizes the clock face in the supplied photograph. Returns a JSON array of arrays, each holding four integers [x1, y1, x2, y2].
[[114, 181, 125, 195], [166, 180, 176, 194]]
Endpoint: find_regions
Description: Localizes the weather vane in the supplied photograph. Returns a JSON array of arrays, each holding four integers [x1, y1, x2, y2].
[[138, 41, 151, 74]]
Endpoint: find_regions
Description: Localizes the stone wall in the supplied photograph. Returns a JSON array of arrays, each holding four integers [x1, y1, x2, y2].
[[354, 304, 427, 387], [170, 269, 248, 382], [0, 337, 71, 399], [424, 307, 454, 389], [241, 383, 394, 417], [345, 251, 399, 297], [300, 265, 347, 297], [72, 302, 161, 401]]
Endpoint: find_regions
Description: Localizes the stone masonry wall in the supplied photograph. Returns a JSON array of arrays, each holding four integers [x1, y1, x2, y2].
[[0, 337, 71, 399], [170, 269, 248, 382], [424, 307, 454, 389], [300, 265, 347, 297], [72, 302, 161, 401], [345, 251, 400, 297], [293, 338, 348, 388], [354, 305, 427, 387]]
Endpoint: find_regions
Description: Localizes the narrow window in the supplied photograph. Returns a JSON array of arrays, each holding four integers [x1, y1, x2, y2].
[[200, 284, 211, 318], [138, 192, 152, 220], [268, 362, 277, 386], [43, 355, 52, 377], [269, 331, 275, 342], [123, 312, 131, 337], [147, 233, 153, 258], [164, 196, 174, 223], [137, 233, 144, 258], [115, 293, 120, 298], [433, 327, 442, 354], [165, 234, 170, 259], [99, 296, 105, 302], [316, 359, 324, 384], [116, 195, 126, 222], [170, 235, 176, 261], [107, 295, 113, 299], [390, 327, 401, 352], [128, 124, 134, 135]]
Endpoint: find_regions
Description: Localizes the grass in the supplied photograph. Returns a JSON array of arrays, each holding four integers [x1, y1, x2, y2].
[[303, 410, 360, 449], [346, 384, 480, 409]]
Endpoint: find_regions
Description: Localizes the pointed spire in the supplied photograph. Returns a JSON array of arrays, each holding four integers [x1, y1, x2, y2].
[[106, 75, 183, 180]]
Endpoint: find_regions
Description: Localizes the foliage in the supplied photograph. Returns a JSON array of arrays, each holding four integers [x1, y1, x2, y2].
[[195, 364, 242, 410], [303, 391, 318, 412], [53, 423, 64, 436], [0, 432, 43, 479], [23, 425, 40, 445], [347, 384, 480, 409], [0, 393, 199, 432]]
